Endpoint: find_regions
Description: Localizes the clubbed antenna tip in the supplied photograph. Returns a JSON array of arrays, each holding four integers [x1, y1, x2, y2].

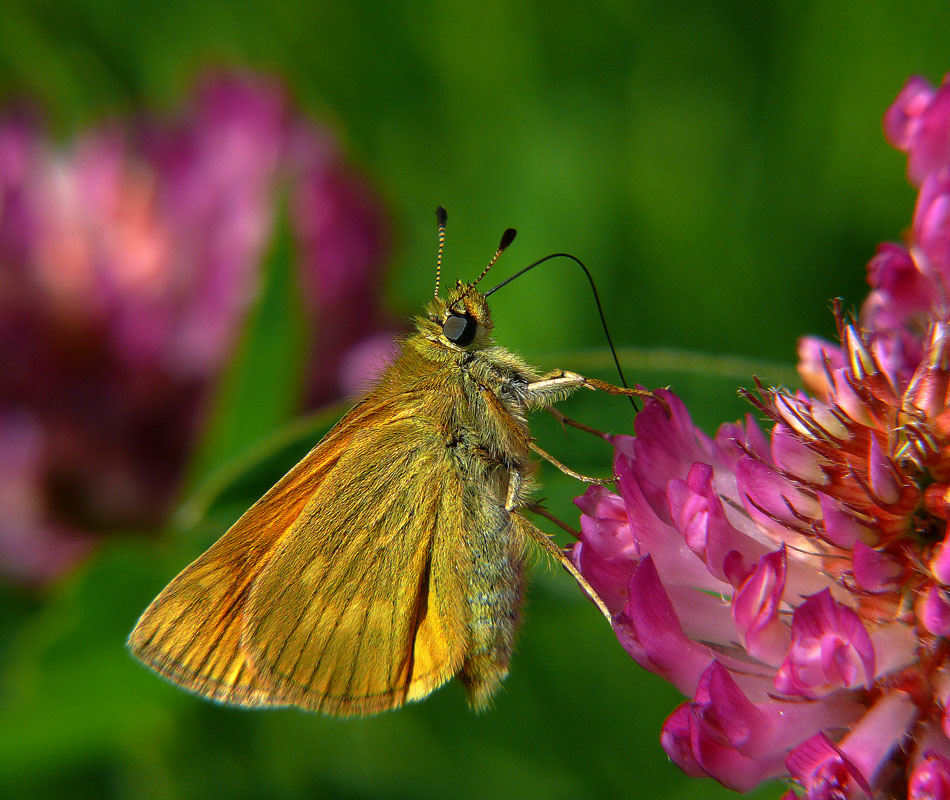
[[434, 206, 448, 298]]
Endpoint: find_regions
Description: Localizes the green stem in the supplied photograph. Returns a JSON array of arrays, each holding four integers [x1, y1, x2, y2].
[[544, 346, 800, 386]]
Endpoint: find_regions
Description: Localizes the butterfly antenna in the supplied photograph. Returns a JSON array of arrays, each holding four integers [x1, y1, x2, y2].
[[473, 227, 517, 289], [434, 206, 447, 298], [450, 227, 517, 312]]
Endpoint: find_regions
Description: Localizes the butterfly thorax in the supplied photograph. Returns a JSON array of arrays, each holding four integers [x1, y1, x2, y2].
[[386, 284, 544, 466]]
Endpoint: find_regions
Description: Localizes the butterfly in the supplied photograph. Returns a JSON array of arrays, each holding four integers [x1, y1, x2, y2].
[[128, 209, 653, 716]]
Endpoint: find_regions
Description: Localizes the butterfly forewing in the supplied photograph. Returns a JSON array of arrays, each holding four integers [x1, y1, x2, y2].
[[125, 423, 355, 706], [128, 395, 470, 713]]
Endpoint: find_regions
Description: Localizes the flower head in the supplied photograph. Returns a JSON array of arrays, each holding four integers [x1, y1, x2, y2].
[[574, 74, 950, 798]]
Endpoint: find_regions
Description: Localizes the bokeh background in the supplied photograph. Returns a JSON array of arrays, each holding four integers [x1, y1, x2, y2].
[[1, 2, 948, 798]]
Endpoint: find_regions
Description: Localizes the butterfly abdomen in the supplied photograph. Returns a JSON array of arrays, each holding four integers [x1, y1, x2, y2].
[[457, 495, 526, 709], [438, 353, 540, 708]]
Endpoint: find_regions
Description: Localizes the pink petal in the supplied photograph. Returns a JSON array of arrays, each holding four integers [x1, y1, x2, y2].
[[697, 661, 862, 757], [884, 75, 936, 151], [911, 751, 950, 800], [828, 370, 874, 428], [913, 168, 950, 280], [851, 540, 902, 593], [908, 79, 950, 186], [677, 662, 863, 793], [863, 242, 934, 333], [931, 531, 950, 585], [685, 703, 786, 793], [909, 86, 950, 186], [919, 586, 950, 637], [867, 433, 901, 506], [575, 484, 636, 560], [714, 413, 769, 464], [737, 456, 820, 539], [774, 589, 875, 697], [614, 456, 726, 594], [818, 493, 874, 549], [573, 484, 640, 613], [668, 462, 766, 583], [575, 483, 626, 527], [615, 556, 715, 696], [786, 732, 872, 799], [798, 336, 845, 400], [661, 705, 707, 778], [571, 539, 635, 616], [869, 328, 923, 387], [771, 424, 829, 485], [732, 547, 791, 665], [838, 690, 919, 790], [616, 390, 716, 519]]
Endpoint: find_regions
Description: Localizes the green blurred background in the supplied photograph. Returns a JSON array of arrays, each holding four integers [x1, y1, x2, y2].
[[1, 1, 947, 798]]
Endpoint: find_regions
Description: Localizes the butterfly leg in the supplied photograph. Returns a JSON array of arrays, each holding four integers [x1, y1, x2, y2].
[[546, 406, 609, 439], [524, 370, 591, 406], [512, 510, 612, 622], [526, 370, 670, 415], [529, 441, 611, 485], [505, 470, 612, 621], [584, 376, 665, 406], [523, 375, 615, 484]]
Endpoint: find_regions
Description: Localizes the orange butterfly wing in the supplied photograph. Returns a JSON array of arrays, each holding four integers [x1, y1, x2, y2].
[[128, 396, 469, 714]]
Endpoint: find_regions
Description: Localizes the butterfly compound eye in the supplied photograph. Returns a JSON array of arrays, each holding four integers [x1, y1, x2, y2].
[[442, 313, 477, 346]]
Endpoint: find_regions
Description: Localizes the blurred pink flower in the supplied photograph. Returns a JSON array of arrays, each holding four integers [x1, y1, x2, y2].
[[291, 141, 392, 403], [884, 74, 950, 187], [573, 74, 950, 798], [0, 71, 389, 583]]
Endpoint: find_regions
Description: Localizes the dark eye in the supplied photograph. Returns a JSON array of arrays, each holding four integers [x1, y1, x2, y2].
[[442, 313, 477, 346]]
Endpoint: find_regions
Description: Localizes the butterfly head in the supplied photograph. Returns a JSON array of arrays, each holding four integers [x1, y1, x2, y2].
[[423, 281, 494, 351], [420, 211, 514, 353]]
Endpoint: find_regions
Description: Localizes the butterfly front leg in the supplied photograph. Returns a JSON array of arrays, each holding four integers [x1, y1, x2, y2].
[[523, 369, 589, 409], [521, 370, 636, 485], [525, 369, 664, 411]]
